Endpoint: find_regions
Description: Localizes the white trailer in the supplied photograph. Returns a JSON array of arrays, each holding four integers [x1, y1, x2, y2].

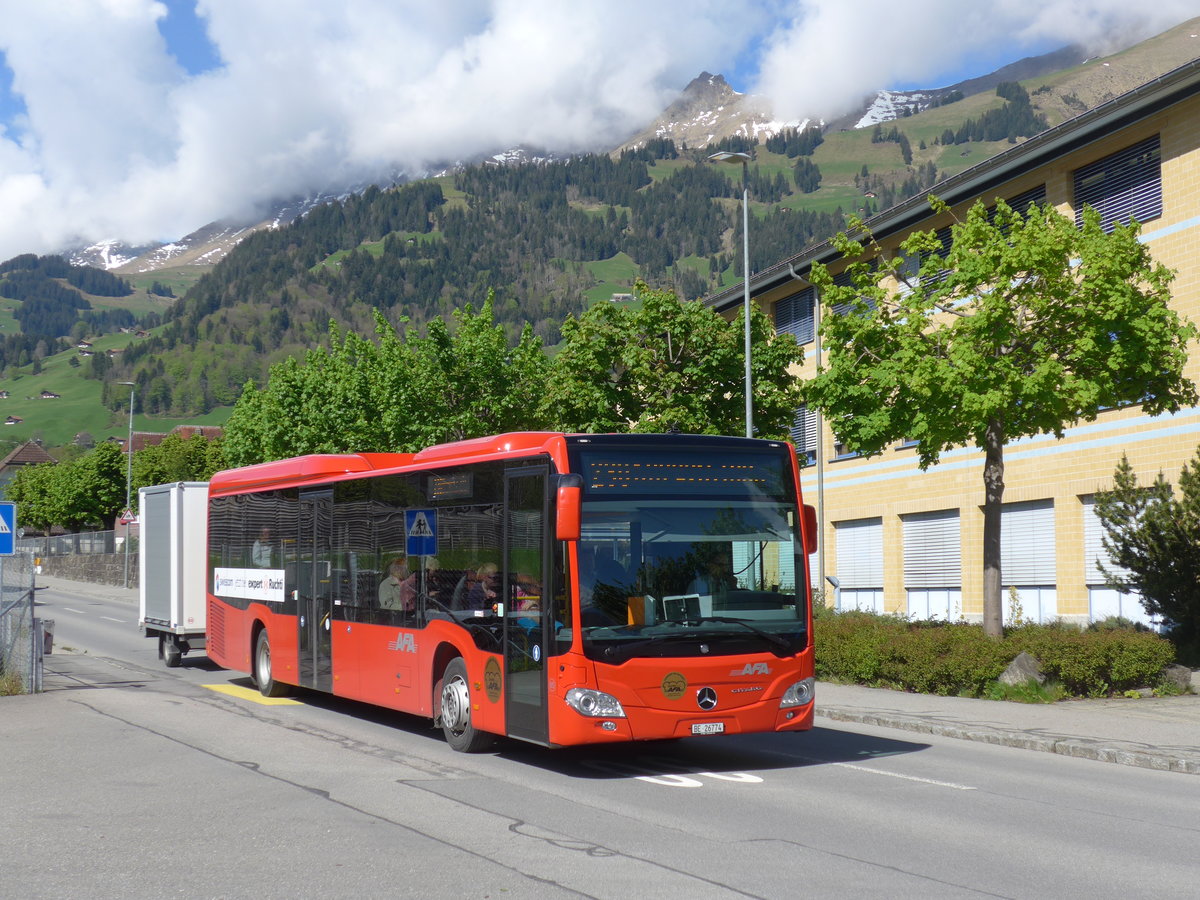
[[138, 481, 208, 667]]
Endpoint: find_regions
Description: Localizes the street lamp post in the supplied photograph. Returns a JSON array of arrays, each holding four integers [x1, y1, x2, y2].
[[118, 381, 136, 589], [709, 150, 754, 438]]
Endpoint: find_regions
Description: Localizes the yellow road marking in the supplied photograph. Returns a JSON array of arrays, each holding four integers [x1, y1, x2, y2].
[[203, 683, 302, 706]]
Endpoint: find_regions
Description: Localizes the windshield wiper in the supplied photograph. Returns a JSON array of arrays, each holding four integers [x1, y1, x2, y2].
[[683, 616, 794, 655], [593, 631, 695, 660]]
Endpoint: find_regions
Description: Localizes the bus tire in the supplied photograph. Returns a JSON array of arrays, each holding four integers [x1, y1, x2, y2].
[[254, 629, 290, 698], [160, 633, 182, 668], [438, 658, 492, 753]]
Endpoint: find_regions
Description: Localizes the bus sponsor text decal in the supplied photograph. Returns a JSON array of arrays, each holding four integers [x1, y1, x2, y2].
[[214, 567, 286, 603]]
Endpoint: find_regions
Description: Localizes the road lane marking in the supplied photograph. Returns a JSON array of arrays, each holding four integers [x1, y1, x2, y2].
[[62, 607, 84, 614], [578, 759, 763, 787], [203, 683, 302, 706], [100, 616, 125, 623], [834, 762, 976, 790]]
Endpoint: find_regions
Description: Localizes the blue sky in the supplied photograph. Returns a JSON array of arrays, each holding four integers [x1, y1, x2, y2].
[[0, 0, 1195, 261]]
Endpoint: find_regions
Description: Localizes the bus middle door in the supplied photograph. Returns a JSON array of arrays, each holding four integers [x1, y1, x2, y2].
[[298, 489, 334, 693], [503, 465, 551, 745]]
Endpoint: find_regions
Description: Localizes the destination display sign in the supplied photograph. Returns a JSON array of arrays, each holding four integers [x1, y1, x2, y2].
[[575, 449, 788, 498]]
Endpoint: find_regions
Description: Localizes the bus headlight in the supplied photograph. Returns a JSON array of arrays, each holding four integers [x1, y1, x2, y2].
[[565, 687, 627, 718], [779, 678, 814, 708]]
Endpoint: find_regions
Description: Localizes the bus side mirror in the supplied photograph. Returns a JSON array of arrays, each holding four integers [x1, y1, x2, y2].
[[802, 504, 818, 556], [555, 474, 584, 541]]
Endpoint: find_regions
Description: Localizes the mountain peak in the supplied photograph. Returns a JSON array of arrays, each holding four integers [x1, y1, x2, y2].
[[618, 71, 803, 154]]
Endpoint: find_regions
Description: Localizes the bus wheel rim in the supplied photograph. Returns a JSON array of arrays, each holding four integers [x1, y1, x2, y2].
[[441, 675, 470, 736]]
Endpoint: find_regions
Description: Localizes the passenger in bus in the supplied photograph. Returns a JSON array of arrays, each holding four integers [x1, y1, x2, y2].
[[424, 556, 453, 603], [252, 527, 274, 567], [378, 558, 416, 612], [450, 563, 479, 610], [466, 562, 500, 611]]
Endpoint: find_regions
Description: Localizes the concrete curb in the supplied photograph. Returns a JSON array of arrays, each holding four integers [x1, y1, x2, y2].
[[816, 706, 1200, 775]]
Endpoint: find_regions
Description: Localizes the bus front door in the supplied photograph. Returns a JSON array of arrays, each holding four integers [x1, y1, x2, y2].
[[298, 489, 334, 692], [503, 466, 550, 745]]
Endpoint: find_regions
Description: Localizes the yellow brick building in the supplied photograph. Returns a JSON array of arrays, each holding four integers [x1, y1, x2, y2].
[[706, 59, 1200, 627]]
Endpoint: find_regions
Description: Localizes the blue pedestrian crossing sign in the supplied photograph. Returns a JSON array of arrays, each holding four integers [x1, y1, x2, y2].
[[405, 508, 437, 557], [0, 502, 15, 556]]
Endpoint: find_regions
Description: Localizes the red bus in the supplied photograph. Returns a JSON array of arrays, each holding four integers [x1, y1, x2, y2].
[[206, 432, 817, 751]]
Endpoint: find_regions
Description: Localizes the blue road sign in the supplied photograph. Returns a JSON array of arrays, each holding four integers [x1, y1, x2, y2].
[[0, 502, 15, 556], [405, 508, 437, 557]]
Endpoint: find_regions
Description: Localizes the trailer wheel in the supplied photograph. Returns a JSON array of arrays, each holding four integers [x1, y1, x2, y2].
[[159, 633, 182, 668], [438, 658, 493, 753], [254, 630, 290, 698]]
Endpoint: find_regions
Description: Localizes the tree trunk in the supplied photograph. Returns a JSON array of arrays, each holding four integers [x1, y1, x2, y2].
[[981, 417, 1005, 638]]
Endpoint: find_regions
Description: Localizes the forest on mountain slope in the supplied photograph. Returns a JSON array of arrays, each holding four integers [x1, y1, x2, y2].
[[1, 82, 1066, 420], [100, 133, 862, 416]]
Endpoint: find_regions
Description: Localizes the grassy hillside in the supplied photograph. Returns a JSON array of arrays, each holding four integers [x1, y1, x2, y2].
[[0, 326, 231, 448]]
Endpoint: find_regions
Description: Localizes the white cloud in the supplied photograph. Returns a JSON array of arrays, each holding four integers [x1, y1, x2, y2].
[[0, 0, 1195, 262], [753, 0, 1200, 121]]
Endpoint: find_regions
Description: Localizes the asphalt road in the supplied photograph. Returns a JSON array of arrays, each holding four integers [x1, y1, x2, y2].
[[3, 583, 1198, 899]]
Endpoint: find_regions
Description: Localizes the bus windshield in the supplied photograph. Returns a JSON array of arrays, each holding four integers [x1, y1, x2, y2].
[[568, 437, 808, 664]]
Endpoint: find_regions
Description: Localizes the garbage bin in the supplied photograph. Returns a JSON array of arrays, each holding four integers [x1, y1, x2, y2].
[[42, 618, 54, 655]]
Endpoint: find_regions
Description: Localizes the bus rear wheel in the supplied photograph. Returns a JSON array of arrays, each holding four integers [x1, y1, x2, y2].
[[159, 633, 182, 668], [254, 630, 290, 698], [438, 658, 492, 753]]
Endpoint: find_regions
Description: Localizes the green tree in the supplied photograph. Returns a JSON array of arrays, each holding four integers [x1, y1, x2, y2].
[[222, 297, 550, 466], [7, 461, 59, 531], [132, 433, 226, 496], [542, 281, 804, 437], [804, 198, 1198, 637], [8, 442, 126, 531], [1094, 451, 1200, 658]]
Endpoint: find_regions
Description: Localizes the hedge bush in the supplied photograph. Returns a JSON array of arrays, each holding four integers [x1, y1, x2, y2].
[[814, 609, 1177, 698]]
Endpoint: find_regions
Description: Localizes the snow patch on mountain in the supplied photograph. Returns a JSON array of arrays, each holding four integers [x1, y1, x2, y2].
[[855, 90, 936, 129]]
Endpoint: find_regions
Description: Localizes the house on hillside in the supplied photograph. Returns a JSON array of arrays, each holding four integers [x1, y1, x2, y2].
[[705, 56, 1200, 629], [0, 439, 53, 496], [4, 416, 22, 426], [170, 425, 224, 441], [112, 424, 224, 456], [40, 390, 60, 399], [0, 390, 9, 400]]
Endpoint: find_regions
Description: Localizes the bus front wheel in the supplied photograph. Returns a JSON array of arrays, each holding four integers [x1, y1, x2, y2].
[[438, 658, 492, 753], [254, 630, 290, 698]]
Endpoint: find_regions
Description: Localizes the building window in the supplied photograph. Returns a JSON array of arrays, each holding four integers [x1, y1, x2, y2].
[[775, 287, 815, 343], [832, 440, 859, 460], [902, 509, 961, 620], [828, 267, 876, 315], [1000, 499, 1057, 623], [919, 225, 954, 286], [834, 517, 883, 613], [1080, 495, 1155, 628], [997, 183, 1046, 218], [1073, 135, 1161, 232], [790, 405, 818, 464]]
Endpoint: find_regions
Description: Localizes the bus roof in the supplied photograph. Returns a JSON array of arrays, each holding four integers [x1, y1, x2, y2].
[[207, 433, 571, 497]]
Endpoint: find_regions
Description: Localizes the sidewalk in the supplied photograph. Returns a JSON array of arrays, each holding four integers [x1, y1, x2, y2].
[[816, 680, 1200, 775], [36, 573, 138, 605], [34, 574, 1200, 775]]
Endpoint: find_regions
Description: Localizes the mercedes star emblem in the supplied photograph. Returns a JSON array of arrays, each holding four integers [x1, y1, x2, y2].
[[697, 687, 718, 710]]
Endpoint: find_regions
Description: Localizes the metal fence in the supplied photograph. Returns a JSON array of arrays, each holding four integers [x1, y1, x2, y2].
[[17, 530, 125, 557], [0, 551, 40, 694]]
